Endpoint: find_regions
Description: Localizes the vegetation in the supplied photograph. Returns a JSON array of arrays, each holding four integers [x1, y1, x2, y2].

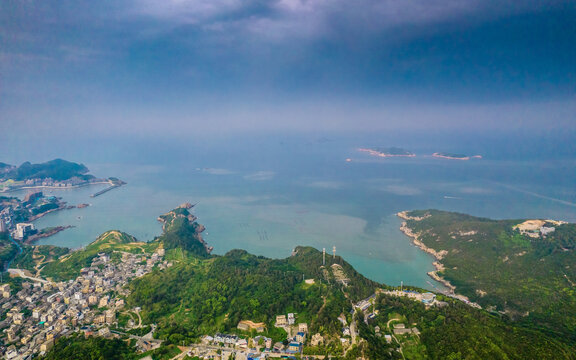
[[11, 244, 69, 273], [41, 230, 153, 281], [128, 246, 377, 344], [155, 207, 210, 258], [0, 162, 13, 171], [0, 231, 18, 270], [40, 333, 136, 360], [34, 207, 576, 359], [403, 210, 576, 339], [364, 294, 576, 360], [0, 159, 93, 181], [30, 202, 59, 215]]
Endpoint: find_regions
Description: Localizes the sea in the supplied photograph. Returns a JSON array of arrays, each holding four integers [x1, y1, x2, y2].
[[4, 130, 576, 291]]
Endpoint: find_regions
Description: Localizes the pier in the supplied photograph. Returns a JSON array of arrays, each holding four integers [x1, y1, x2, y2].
[[90, 184, 121, 198]]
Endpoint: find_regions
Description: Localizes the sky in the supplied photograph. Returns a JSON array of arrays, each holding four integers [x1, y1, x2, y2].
[[1, 0, 575, 138]]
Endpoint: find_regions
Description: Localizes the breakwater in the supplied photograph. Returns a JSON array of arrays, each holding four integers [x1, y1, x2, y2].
[[90, 184, 121, 198]]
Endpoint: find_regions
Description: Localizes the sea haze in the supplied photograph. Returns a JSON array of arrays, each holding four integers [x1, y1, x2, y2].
[[8, 131, 576, 291]]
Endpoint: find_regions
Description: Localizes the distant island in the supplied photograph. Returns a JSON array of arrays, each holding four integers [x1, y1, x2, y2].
[[0, 159, 125, 249], [358, 147, 415, 158], [0, 159, 125, 193], [432, 152, 482, 160]]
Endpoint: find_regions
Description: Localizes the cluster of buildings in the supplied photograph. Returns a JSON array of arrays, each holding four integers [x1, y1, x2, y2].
[[381, 289, 439, 306], [187, 344, 298, 360], [0, 191, 63, 238], [21, 177, 89, 189], [0, 203, 17, 234], [14, 224, 36, 241], [274, 313, 309, 354], [0, 248, 168, 359], [199, 326, 306, 360]]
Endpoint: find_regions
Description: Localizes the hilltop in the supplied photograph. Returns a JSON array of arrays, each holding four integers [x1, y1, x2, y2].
[[154, 204, 212, 257], [0, 159, 92, 182], [38, 230, 153, 281]]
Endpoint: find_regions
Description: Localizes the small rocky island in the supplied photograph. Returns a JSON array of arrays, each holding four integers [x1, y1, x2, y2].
[[432, 152, 482, 160], [358, 147, 416, 157]]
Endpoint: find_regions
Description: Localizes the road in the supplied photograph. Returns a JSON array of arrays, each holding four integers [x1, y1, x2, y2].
[[134, 308, 143, 328], [350, 318, 357, 344], [8, 268, 49, 284], [386, 318, 405, 360], [168, 343, 327, 360]]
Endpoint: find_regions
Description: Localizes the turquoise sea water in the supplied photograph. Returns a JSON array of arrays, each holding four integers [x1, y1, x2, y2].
[[6, 133, 576, 291]]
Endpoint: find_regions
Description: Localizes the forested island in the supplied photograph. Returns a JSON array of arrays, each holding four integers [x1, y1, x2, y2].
[[1, 205, 575, 359], [0, 159, 124, 193]]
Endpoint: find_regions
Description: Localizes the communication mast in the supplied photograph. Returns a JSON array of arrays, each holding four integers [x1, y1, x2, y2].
[[333, 246, 336, 259], [322, 248, 326, 266]]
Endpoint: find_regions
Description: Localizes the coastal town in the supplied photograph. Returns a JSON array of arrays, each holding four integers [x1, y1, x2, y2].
[[0, 241, 449, 360], [0, 247, 169, 359]]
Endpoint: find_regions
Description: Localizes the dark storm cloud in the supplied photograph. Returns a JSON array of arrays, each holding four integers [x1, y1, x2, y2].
[[0, 0, 574, 136]]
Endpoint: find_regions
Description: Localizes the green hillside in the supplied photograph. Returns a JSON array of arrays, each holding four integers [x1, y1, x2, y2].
[[1, 159, 93, 181], [402, 210, 576, 338], [128, 246, 377, 346], [0, 231, 18, 270], [155, 206, 210, 257], [41, 230, 151, 281]]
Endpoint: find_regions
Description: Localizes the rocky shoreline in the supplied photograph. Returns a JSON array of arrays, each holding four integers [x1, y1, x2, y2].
[[25, 225, 74, 244], [397, 211, 457, 294]]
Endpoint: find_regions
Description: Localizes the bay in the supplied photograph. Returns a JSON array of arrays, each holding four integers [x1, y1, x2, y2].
[[7, 133, 576, 291]]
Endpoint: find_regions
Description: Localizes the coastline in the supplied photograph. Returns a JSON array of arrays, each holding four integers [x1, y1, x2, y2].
[[28, 204, 70, 222], [25, 225, 73, 244], [1, 180, 111, 194], [397, 211, 458, 295]]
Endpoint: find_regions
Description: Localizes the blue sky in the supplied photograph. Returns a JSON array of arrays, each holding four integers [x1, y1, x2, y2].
[[1, 0, 575, 137]]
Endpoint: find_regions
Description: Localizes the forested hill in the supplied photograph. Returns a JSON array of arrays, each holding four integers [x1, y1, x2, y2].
[[401, 209, 576, 339], [127, 245, 379, 344], [154, 205, 211, 257], [125, 237, 576, 359], [0, 162, 13, 172], [0, 159, 93, 181]]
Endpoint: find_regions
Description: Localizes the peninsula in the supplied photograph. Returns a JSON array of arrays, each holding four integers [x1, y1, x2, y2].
[[399, 209, 576, 338], [0, 159, 124, 193], [358, 147, 415, 158]]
